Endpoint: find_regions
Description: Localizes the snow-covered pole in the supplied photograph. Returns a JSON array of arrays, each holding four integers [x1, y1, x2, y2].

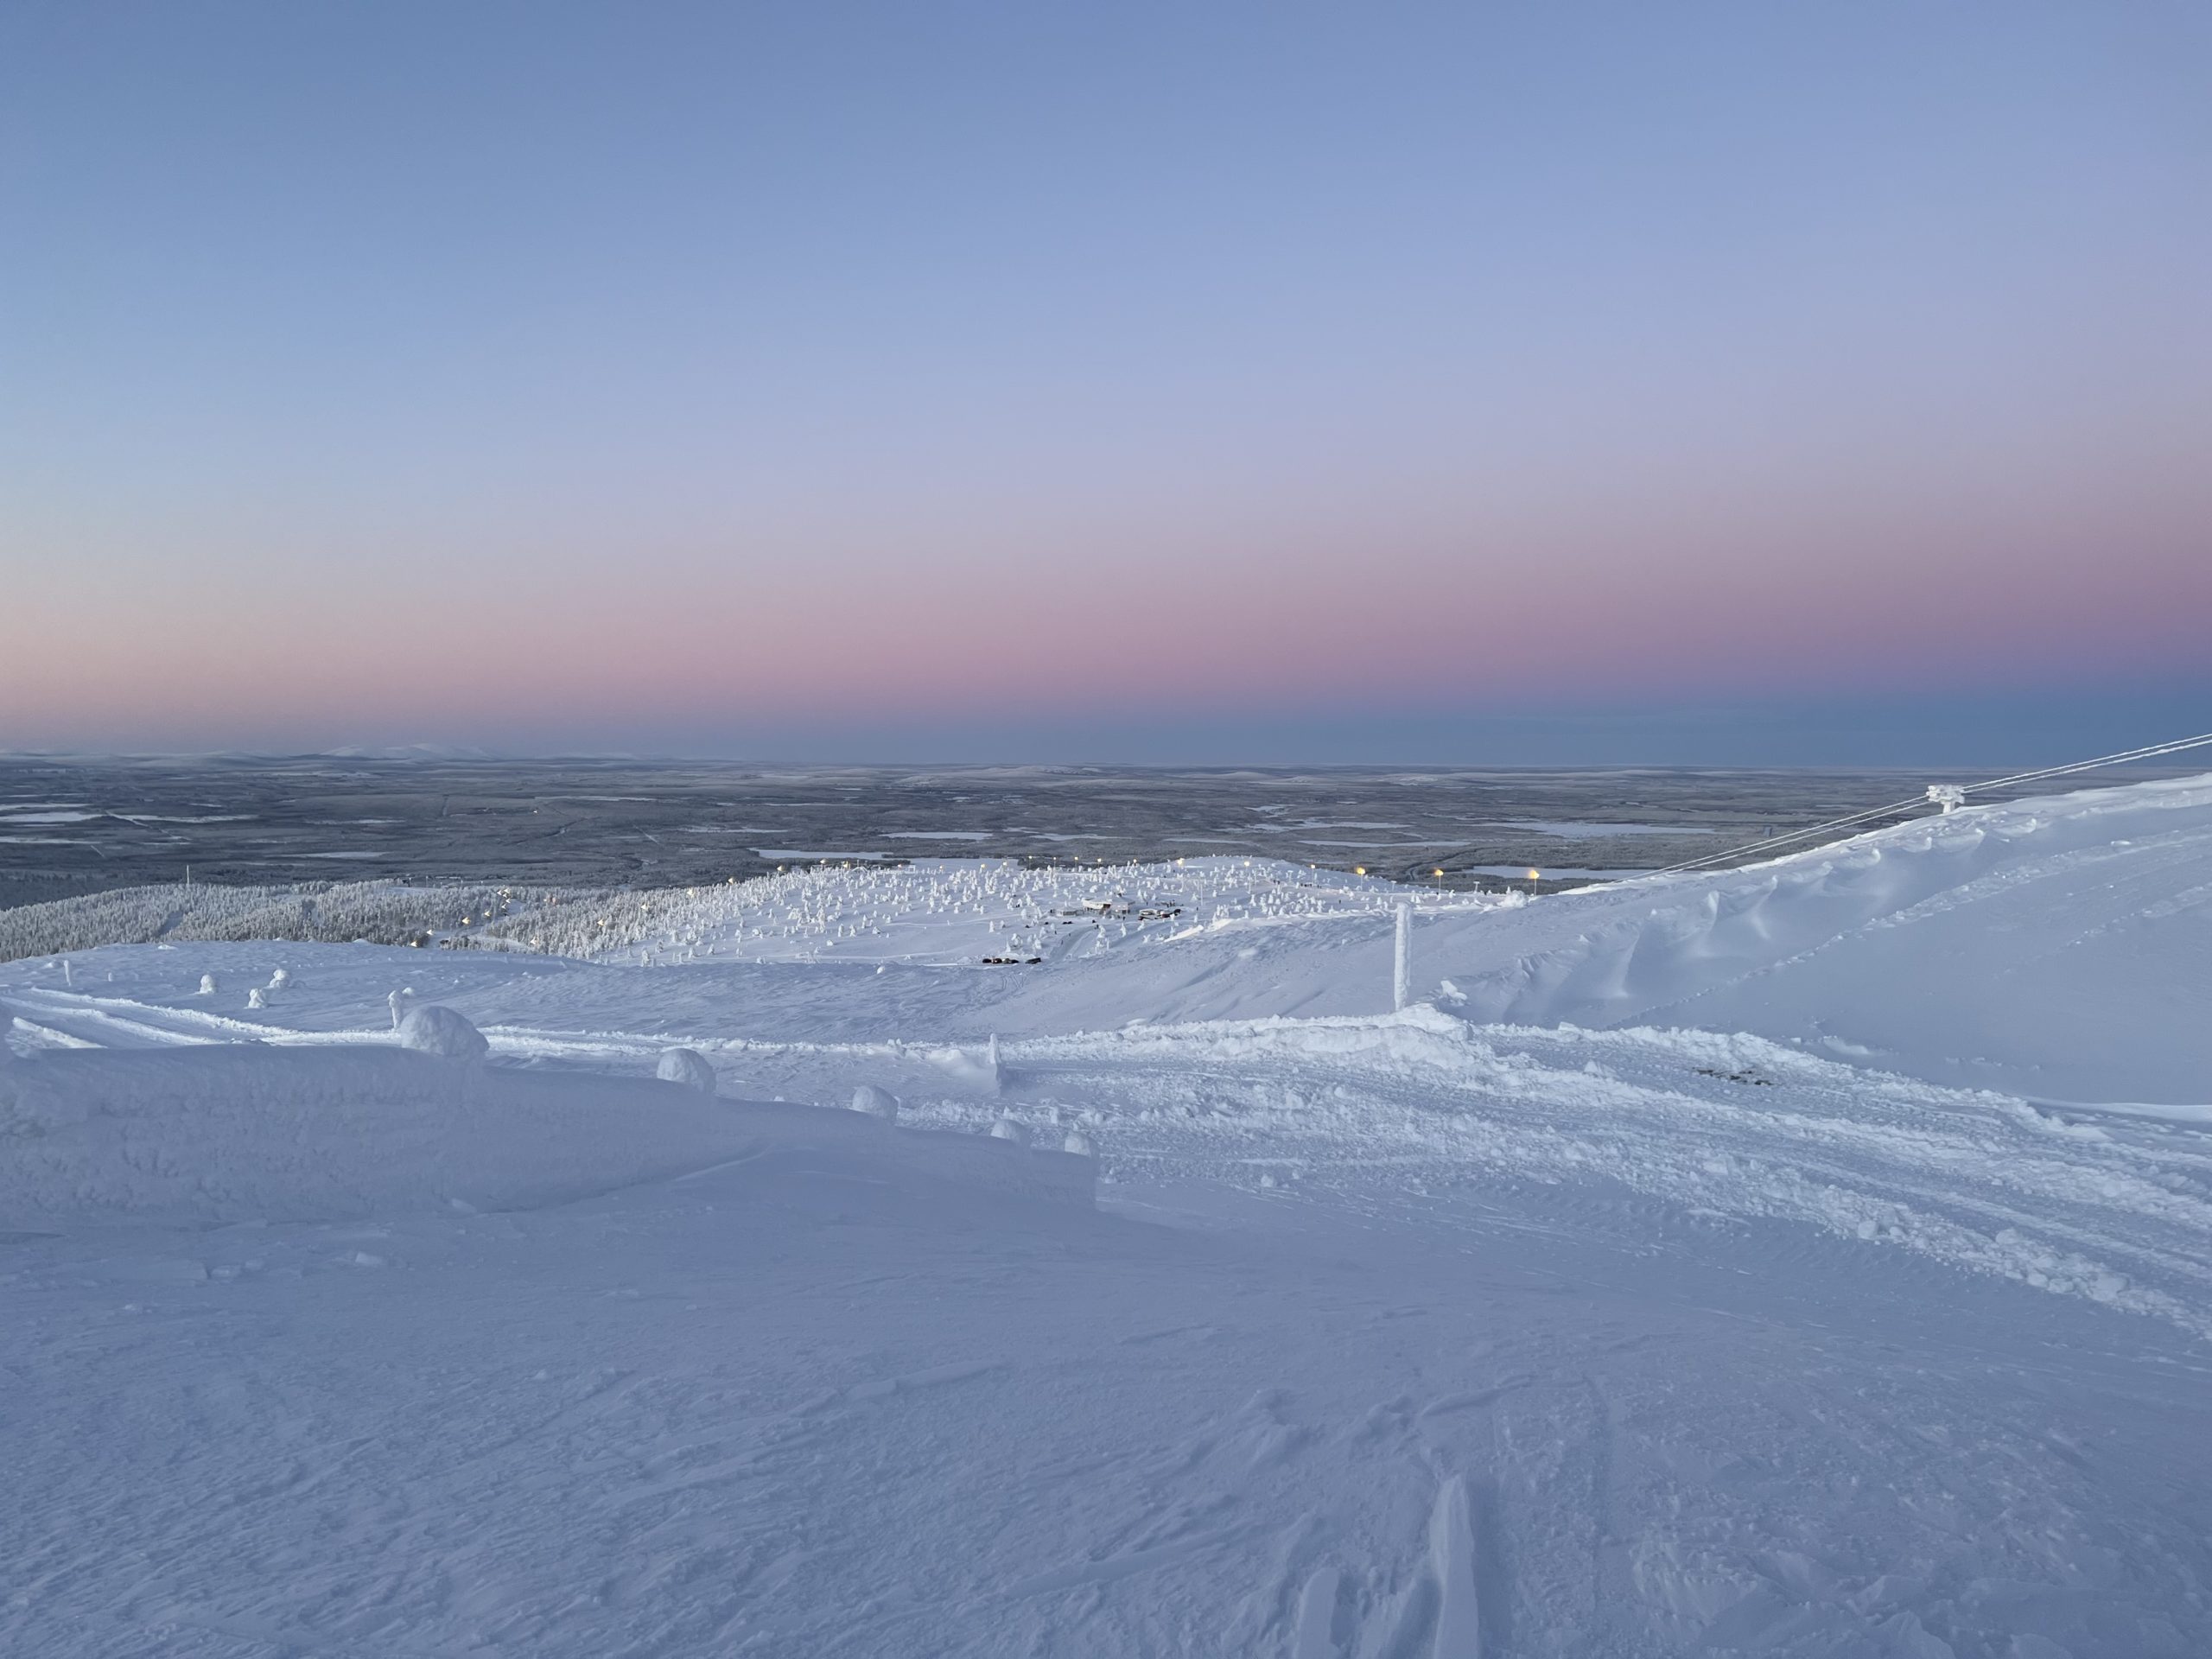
[[1393, 902, 1412, 1012]]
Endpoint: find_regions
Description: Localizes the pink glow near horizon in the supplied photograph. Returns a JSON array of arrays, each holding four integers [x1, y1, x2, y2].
[[7, 475, 2206, 749]]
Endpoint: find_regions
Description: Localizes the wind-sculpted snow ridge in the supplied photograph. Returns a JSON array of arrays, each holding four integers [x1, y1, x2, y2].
[[0, 1045, 1093, 1230], [1435, 772, 2212, 1103]]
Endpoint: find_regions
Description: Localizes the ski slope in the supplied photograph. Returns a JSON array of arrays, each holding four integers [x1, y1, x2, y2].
[[3, 775, 2210, 1656], [1441, 773, 2212, 1106]]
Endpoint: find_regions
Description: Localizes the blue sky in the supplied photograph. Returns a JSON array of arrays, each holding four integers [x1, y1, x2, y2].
[[3, 3, 2207, 763]]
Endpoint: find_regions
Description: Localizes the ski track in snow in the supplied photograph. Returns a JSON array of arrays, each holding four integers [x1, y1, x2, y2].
[[15, 982, 2208, 1339], [4, 773, 2212, 1656]]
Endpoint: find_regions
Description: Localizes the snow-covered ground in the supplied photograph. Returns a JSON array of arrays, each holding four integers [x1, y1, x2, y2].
[[3, 775, 2209, 1656]]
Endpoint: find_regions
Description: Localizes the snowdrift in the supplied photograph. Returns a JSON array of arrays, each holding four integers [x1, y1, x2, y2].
[[0, 1045, 1094, 1230], [1437, 773, 2212, 1103]]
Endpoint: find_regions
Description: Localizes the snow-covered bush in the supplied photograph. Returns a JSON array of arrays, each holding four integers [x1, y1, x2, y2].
[[268, 968, 290, 989], [246, 987, 267, 1009], [851, 1084, 899, 1122], [198, 974, 217, 996], [397, 1005, 489, 1061], [656, 1048, 717, 1093]]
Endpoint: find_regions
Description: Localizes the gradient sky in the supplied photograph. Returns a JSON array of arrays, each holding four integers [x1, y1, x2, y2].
[[3, 2, 2208, 764]]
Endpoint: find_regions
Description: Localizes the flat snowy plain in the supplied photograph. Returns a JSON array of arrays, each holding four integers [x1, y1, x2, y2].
[[3, 776, 2209, 1656]]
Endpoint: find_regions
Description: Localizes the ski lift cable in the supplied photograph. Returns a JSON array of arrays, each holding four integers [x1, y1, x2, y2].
[[1640, 793, 1938, 877], [1641, 728, 2212, 880], [1409, 786, 1928, 885], [1646, 730, 2212, 880], [1952, 729, 2212, 796]]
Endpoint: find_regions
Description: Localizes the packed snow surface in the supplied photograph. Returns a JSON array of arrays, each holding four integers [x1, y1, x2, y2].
[[0, 1047, 1086, 1231], [3, 774, 2210, 1656]]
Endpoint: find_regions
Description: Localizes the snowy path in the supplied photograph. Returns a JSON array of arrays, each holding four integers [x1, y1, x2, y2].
[[987, 1014, 2212, 1342], [18, 976, 2208, 1344]]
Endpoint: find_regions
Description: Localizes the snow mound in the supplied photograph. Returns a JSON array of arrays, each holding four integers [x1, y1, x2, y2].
[[655, 1047, 717, 1092], [1437, 772, 2212, 1102], [0, 1046, 1095, 1230], [397, 1004, 489, 1060], [851, 1083, 899, 1121]]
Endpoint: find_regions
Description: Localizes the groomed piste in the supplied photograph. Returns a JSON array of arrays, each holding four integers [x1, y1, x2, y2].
[[3, 773, 2210, 1656]]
